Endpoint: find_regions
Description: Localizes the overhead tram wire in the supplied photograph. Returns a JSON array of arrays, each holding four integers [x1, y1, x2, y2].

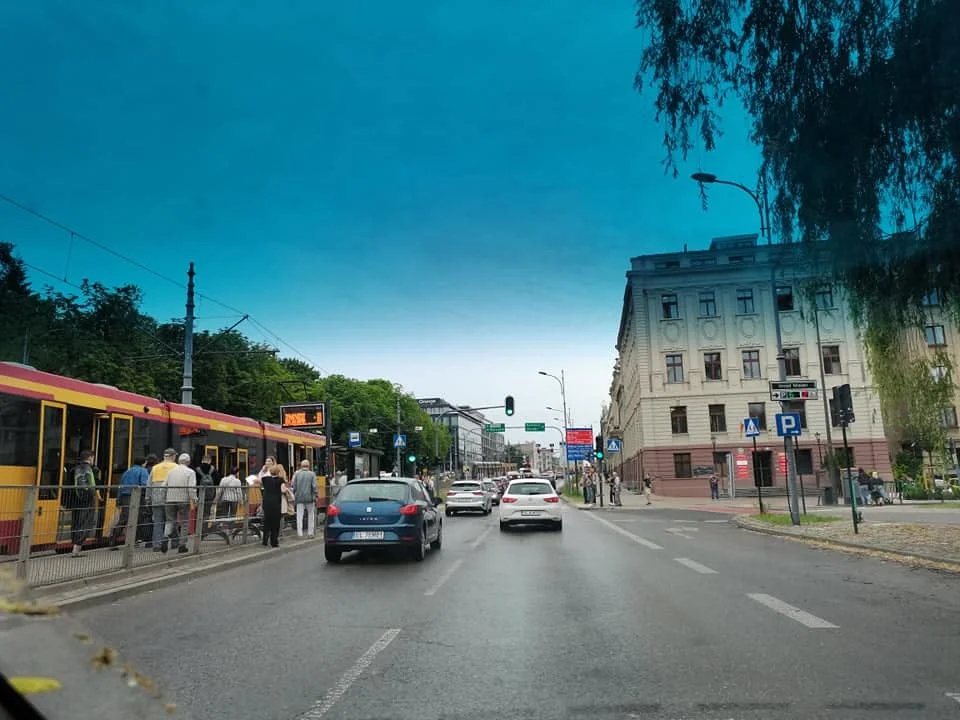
[[1, 192, 327, 374]]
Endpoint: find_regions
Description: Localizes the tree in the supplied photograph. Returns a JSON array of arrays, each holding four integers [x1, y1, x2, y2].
[[634, 0, 958, 460]]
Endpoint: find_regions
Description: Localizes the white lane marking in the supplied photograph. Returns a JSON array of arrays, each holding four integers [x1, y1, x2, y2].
[[469, 526, 493, 550], [299, 628, 401, 719], [583, 510, 664, 549], [747, 593, 839, 629], [665, 527, 698, 539], [947, 692, 960, 705], [674, 519, 698, 523], [704, 519, 729, 524], [424, 559, 464, 597], [674, 557, 718, 574]]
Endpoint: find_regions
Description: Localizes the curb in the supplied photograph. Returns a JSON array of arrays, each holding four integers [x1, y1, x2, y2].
[[32, 539, 321, 612], [733, 517, 960, 570]]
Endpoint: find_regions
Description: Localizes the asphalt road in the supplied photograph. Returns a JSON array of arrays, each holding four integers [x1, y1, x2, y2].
[[74, 504, 960, 719]]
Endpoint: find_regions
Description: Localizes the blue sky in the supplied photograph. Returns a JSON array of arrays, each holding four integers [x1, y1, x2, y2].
[[1, 1, 760, 441]]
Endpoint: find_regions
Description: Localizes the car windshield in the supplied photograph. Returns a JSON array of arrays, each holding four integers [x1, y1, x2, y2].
[[451, 482, 481, 491], [507, 482, 554, 496], [336, 482, 409, 503]]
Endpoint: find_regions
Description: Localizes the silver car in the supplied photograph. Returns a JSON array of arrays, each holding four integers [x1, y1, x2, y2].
[[445, 480, 492, 516], [482, 479, 501, 506]]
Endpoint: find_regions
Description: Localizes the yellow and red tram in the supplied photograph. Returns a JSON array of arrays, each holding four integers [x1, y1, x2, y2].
[[0, 361, 329, 554]]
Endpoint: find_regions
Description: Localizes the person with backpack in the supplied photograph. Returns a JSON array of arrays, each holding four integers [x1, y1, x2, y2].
[[69, 450, 101, 557], [196, 456, 220, 528]]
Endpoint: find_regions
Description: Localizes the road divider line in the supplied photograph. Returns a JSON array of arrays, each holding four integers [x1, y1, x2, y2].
[[583, 510, 664, 549], [674, 557, 718, 574], [747, 593, 839, 629], [704, 519, 729, 524], [299, 627, 401, 719], [424, 559, 464, 597], [469, 526, 493, 550]]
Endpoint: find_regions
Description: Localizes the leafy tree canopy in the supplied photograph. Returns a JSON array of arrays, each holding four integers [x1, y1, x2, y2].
[[634, 0, 958, 321], [0, 242, 450, 464]]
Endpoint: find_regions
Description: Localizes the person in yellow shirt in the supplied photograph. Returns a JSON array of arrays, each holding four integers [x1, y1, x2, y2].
[[148, 448, 178, 551]]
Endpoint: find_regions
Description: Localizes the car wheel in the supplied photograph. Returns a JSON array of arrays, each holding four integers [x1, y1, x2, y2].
[[324, 547, 342, 563], [554, 520, 563, 532], [445, 508, 452, 517], [430, 522, 442, 550], [499, 521, 508, 532], [411, 529, 427, 562]]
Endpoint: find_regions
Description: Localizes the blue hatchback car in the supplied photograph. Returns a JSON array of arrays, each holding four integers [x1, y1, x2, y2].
[[324, 477, 442, 563]]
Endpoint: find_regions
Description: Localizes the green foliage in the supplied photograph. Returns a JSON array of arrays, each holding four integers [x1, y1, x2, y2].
[[633, 0, 960, 342], [1, 243, 441, 453], [893, 449, 925, 482]]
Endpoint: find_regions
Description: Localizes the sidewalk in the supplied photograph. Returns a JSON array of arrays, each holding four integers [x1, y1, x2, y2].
[[27, 535, 322, 611], [736, 514, 960, 571]]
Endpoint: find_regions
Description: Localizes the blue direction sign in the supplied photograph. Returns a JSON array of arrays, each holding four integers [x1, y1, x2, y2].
[[775, 413, 803, 437], [606, 438, 622, 454], [348, 431, 361, 448], [393, 433, 407, 449], [743, 417, 761, 438], [566, 444, 593, 462]]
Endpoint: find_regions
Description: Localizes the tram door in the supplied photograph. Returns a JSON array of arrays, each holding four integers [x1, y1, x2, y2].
[[34, 401, 67, 547]]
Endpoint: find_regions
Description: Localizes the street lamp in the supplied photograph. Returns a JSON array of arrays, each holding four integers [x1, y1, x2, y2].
[[539, 370, 569, 485], [692, 170, 802, 525]]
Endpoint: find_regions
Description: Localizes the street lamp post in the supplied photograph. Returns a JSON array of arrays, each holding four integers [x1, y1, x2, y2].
[[692, 171, 801, 525], [539, 370, 569, 487]]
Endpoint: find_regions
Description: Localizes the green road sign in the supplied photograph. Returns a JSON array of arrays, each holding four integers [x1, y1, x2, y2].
[[524, 422, 546, 432], [484, 423, 506, 432]]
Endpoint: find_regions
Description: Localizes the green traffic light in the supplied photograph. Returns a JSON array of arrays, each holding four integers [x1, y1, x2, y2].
[[407, 454, 416, 463], [595, 451, 604, 460]]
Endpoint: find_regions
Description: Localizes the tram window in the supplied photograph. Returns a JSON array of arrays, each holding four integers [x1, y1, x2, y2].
[[39, 405, 65, 501], [0, 393, 41, 466], [133, 417, 154, 458]]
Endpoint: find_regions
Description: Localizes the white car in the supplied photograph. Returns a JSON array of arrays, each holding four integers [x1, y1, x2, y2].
[[499, 478, 562, 531], [445, 480, 492, 515]]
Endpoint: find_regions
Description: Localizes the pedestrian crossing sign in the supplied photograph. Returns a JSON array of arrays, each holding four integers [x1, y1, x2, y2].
[[743, 417, 760, 438]]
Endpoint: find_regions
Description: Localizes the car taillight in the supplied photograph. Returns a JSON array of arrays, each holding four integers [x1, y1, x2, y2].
[[399, 504, 419, 515], [501, 497, 517, 503], [472, 491, 484, 496], [544, 496, 560, 503], [327, 505, 340, 517], [447, 491, 457, 496]]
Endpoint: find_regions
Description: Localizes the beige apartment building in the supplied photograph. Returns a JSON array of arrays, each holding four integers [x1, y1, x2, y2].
[[605, 234, 893, 498]]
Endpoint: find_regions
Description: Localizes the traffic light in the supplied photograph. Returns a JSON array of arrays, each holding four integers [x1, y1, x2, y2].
[[833, 384, 855, 426], [595, 435, 604, 460], [407, 454, 417, 463], [505, 395, 515, 416]]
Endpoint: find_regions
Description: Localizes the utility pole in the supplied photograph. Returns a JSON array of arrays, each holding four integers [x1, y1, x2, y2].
[[181, 262, 196, 405], [813, 304, 837, 498], [21, 328, 29, 365]]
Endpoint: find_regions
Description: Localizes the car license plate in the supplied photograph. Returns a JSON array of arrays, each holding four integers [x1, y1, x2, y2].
[[353, 531, 384, 541], [520, 511, 540, 517]]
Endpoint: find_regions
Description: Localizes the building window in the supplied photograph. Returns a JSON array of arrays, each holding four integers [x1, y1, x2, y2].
[[742, 349, 762, 379], [703, 352, 722, 381], [709, 404, 727, 433], [729, 254, 755, 264], [782, 400, 807, 428], [931, 365, 949, 382], [665, 354, 684, 384], [698, 291, 717, 317], [691, 257, 716, 267], [924, 325, 946, 347], [655, 260, 681, 270], [776, 285, 795, 312], [736, 288, 755, 314], [815, 285, 835, 309], [673, 452, 693, 478], [940, 407, 958, 429], [821, 345, 841, 374], [783, 348, 801, 376], [670, 406, 688, 435], [922, 290, 940, 306], [747, 402, 767, 430], [661, 293, 680, 319]]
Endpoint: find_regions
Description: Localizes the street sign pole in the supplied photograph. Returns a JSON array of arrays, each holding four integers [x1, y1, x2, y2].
[[753, 436, 763, 514]]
